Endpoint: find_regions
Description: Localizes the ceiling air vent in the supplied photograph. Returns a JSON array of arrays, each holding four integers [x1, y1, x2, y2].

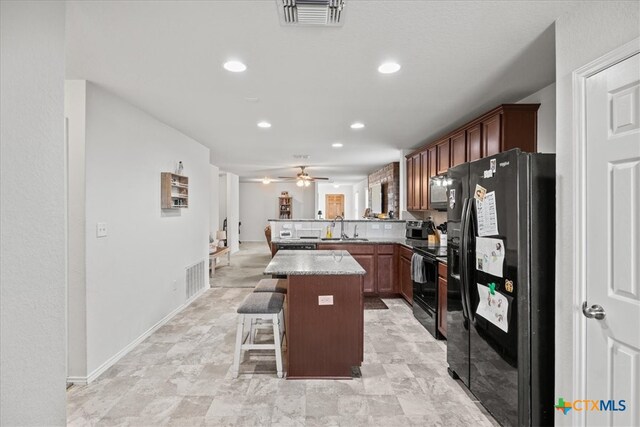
[[278, 0, 346, 26]]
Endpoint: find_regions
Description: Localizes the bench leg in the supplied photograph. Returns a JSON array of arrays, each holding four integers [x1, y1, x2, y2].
[[231, 315, 245, 378], [272, 313, 284, 378]]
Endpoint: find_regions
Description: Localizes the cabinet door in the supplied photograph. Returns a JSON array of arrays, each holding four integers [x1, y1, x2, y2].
[[412, 154, 421, 210], [450, 131, 466, 167], [467, 123, 482, 162], [406, 158, 414, 210], [376, 253, 396, 294], [400, 256, 413, 304], [428, 146, 437, 178], [438, 277, 447, 338], [420, 150, 429, 210], [483, 113, 502, 157], [436, 140, 450, 175], [353, 254, 376, 294]]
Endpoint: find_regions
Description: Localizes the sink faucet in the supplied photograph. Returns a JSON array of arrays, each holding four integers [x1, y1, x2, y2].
[[353, 224, 359, 238], [332, 215, 348, 239]]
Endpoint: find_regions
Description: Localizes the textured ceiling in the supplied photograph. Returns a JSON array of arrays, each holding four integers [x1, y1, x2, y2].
[[66, 1, 585, 184]]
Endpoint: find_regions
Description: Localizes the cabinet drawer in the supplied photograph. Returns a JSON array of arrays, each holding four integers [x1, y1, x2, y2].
[[399, 245, 413, 260], [317, 243, 375, 255], [377, 244, 395, 255], [438, 261, 447, 278]]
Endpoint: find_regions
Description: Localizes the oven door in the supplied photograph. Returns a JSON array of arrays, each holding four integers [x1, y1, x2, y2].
[[412, 253, 439, 338]]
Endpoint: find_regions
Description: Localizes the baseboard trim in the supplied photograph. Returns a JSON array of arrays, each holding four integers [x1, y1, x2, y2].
[[67, 284, 210, 385]]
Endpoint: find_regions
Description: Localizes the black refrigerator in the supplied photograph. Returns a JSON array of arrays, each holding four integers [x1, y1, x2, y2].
[[446, 149, 555, 426]]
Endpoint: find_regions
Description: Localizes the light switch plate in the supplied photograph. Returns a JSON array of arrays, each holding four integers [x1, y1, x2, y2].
[[318, 295, 334, 305], [96, 222, 108, 238], [372, 224, 380, 230], [384, 224, 392, 230]]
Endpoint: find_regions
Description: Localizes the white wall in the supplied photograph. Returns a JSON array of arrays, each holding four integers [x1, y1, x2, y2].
[[316, 182, 354, 219], [239, 182, 316, 241], [353, 178, 368, 219], [0, 1, 67, 424], [226, 173, 240, 252], [209, 165, 220, 239], [554, 4, 639, 425], [65, 80, 88, 380], [518, 82, 557, 153], [80, 82, 210, 378]]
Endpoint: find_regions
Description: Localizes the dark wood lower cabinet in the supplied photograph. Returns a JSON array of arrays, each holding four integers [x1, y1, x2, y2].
[[437, 261, 447, 338], [438, 276, 447, 338], [400, 256, 413, 304], [353, 254, 376, 294], [376, 245, 396, 294]]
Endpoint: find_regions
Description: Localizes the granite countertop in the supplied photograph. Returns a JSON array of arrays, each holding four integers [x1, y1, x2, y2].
[[268, 218, 406, 223], [264, 250, 366, 276], [271, 236, 447, 251]]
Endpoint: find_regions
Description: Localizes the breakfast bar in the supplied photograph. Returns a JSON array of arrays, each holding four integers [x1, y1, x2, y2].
[[264, 250, 366, 379]]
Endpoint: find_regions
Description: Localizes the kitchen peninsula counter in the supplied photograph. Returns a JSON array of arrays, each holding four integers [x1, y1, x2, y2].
[[265, 250, 365, 379]]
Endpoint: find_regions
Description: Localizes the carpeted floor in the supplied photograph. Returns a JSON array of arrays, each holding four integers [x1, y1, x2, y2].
[[210, 242, 272, 288]]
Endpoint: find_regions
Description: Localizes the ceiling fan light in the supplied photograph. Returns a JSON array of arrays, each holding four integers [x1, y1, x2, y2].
[[296, 179, 304, 187], [304, 180, 311, 187], [262, 177, 271, 184]]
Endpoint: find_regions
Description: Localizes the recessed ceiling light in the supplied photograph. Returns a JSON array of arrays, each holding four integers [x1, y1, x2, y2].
[[333, 184, 340, 188], [350, 122, 365, 129], [332, 142, 343, 148], [257, 121, 271, 128], [223, 61, 247, 72], [378, 62, 401, 74]]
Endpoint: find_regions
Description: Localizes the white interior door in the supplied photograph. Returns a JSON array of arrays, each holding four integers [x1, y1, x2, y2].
[[585, 53, 640, 426]]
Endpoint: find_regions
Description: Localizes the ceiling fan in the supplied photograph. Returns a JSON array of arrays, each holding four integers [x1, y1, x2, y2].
[[278, 166, 329, 187]]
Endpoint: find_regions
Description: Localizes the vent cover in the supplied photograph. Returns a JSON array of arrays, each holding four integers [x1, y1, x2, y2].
[[278, 0, 345, 26], [186, 259, 206, 300]]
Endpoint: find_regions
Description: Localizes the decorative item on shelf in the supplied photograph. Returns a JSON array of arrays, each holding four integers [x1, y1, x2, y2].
[[216, 230, 227, 248], [176, 161, 184, 175], [317, 210, 323, 219], [280, 191, 289, 196]]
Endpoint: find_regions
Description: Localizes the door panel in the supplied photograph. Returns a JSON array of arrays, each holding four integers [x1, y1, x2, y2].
[[353, 254, 375, 294], [437, 140, 451, 174], [420, 151, 429, 210], [585, 53, 640, 427], [377, 254, 395, 293], [483, 113, 502, 158], [325, 194, 345, 219], [406, 158, 414, 210], [451, 131, 466, 167], [467, 124, 482, 161]]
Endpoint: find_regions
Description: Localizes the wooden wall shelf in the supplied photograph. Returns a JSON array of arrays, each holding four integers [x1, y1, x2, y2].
[[161, 172, 189, 209]]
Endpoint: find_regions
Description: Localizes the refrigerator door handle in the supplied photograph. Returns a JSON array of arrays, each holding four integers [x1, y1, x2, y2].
[[462, 198, 475, 322], [459, 197, 471, 321]]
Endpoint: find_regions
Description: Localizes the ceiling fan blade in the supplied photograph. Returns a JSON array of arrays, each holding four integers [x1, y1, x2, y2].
[[310, 177, 330, 180], [277, 176, 297, 180]]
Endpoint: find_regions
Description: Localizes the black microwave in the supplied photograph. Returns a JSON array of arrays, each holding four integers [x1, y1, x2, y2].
[[429, 174, 449, 211]]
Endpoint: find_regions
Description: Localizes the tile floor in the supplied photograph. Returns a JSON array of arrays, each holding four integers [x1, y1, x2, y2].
[[67, 244, 498, 426]]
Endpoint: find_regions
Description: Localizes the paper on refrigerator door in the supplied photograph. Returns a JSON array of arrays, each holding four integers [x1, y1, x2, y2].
[[476, 283, 509, 333], [475, 236, 505, 278], [476, 191, 498, 236]]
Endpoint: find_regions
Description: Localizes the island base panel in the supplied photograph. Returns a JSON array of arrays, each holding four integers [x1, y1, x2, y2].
[[286, 275, 363, 379]]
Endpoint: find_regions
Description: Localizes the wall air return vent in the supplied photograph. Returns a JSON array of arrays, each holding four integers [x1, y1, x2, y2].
[[278, 0, 345, 26]]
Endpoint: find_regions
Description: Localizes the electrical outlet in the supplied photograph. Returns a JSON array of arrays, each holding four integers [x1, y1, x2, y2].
[[384, 224, 392, 230], [96, 222, 108, 238], [318, 295, 334, 305], [372, 224, 380, 230]]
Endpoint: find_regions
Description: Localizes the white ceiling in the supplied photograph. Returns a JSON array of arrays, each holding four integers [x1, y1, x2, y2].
[[66, 1, 583, 184]]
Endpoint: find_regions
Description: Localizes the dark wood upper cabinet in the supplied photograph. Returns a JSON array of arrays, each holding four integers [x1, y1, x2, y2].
[[436, 140, 450, 175], [412, 154, 421, 210], [428, 146, 437, 178], [406, 158, 414, 210], [450, 130, 466, 167], [483, 112, 502, 158], [420, 150, 429, 210], [467, 123, 482, 162]]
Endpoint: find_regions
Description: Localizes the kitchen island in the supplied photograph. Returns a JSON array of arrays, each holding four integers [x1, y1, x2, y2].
[[264, 250, 366, 379]]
